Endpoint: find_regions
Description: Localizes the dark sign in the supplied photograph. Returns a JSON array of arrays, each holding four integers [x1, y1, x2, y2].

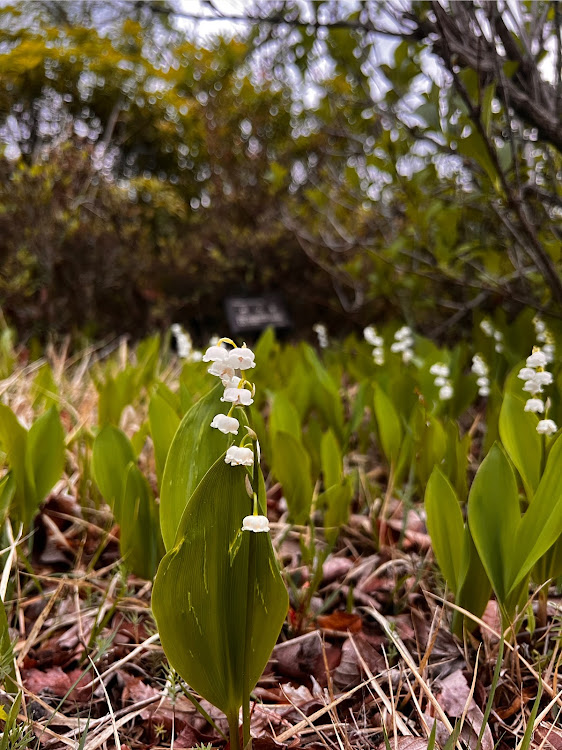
[[225, 295, 291, 335]]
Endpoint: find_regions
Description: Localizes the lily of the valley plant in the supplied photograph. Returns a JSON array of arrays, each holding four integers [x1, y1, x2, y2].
[[152, 338, 287, 750]]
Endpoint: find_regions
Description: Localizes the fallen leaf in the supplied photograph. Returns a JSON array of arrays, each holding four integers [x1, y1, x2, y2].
[[435, 670, 493, 750], [274, 632, 340, 686], [333, 634, 386, 689], [317, 611, 362, 633]]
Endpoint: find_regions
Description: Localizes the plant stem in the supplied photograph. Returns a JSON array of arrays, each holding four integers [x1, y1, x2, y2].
[[242, 531, 256, 750], [228, 711, 241, 750]]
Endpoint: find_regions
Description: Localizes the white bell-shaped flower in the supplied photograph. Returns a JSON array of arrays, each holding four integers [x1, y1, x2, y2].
[[517, 367, 536, 381], [439, 384, 454, 401], [221, 387, 253, 406], [242, 514, 270, 532], [225, 446, 254, 466], [430, 363, 449, 378], [207, 359, 235, 381], [472, 354, 488, 377], [210, 414, 239, 435], [203, 345, 228, 363], [526, 351, 548, 369], [523, 377, 543, 394], [537, 419, 558, 435], [226, 347, 256, 370], [524, 398, 545, 414]]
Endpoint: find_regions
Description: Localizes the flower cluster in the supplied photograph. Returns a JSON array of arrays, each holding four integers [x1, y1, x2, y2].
[[203, 338, 269, 533], [390, 326, 414, 364], [533, 316, 555, 363], [480, 319, 504, 353], [313, 323, 329, 349], [203, 341, 256, 439], [518, 348, 557, 435], [429, 362, 453, 401], [170, 324, 203, 362], [472, 354, 490, 397], [363, 326, 385, 366]]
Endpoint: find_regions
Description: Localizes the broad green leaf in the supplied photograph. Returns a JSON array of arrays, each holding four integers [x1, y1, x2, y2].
[[149, 390, 181, 488], [135, 333, 160, 387], [269, 391, 301, 443], [31, 363, 59, 411], [453, 527, 491, 635], [152, 456, 288, 717], [160, 382, 237, 551], [302, 345, 344, 441], [0, 591, 15, 689], [413, 412, 447, 486], [26, 405, 65, 511], [509, 434, 562, 593], [131, 421, 150, 456], [499, 392, 541, 499], [373, 385, 402, 466], [95, 368, 136, 426], [302, 415, 322, 481], [0, 404, 29, 524], [425, 467, 464, 593], [91, 425, 135, 520], [443, 419, 470, 501], [272, 431, 313, 525], [252, 326, 276, 365], [0, 472, 16, 527], [120, 462, 162, 579], [468, 443, 521, 604], [320, 429, 342, 490], [321, 478, 353, 545]]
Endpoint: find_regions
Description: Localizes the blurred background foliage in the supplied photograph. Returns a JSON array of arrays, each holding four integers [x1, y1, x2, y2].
[[0, 1, 561, 343]]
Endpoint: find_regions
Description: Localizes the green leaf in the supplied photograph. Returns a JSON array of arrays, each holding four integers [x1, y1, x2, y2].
[[321, 478, 353, 546], [453, 526, 491, 635], [413, 411, 447, 486], [160, 382, 238, 551], [26, 405, 65, 509], [272, 431, 313, 525], [425, 467, 464, 593], [0, 472, 16, 527], [302, 345, 344, 441], [373, 385, 402, 466], [269, 391, 301, 443], [149, 390, 181, 489], [509, 434, 562, 593], [0, 404, 29, 525], [120, 462, 162, 579], [31, 363, 59, 411], [467, 443, 521, 605], [499, 392, 541, 499], [91, 425, 135, 521], [152, 456, 288, 717], [320, 429, 342, 490]]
